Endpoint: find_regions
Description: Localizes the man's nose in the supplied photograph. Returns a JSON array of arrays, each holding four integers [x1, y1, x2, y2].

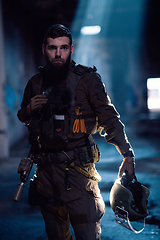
[[56, 48, 61, 57]]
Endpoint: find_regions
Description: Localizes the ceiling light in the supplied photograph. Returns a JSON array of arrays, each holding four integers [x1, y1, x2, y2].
[[80, 25, 101, 35]]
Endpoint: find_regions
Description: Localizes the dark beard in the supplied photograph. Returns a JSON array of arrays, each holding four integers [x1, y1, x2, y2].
[[44, 54, 71, 87]]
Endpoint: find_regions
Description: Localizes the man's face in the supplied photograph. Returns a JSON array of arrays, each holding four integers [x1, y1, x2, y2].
[[42, 36, 73, 67]]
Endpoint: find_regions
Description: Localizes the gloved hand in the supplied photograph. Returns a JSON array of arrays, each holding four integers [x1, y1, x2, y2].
[[118, 156, 135, 181], [27, 94, 48, 115]]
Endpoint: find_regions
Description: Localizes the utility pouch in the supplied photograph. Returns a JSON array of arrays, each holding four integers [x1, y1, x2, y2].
[[41, 115, 66, 139], [75, 143, 100, 166]]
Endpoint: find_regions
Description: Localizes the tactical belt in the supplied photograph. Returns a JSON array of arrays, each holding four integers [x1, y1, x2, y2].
[[35, 149, 74, 164], [35, 144, 101, 184]]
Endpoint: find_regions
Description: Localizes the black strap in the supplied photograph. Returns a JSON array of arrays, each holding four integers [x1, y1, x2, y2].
[[128, 179, 145, 214]]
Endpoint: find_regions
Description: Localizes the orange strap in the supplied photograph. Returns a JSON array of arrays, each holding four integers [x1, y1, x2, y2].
[[72, 119, 86, 133], [80, 119, 86, 133], [72, 119, 79, 133]]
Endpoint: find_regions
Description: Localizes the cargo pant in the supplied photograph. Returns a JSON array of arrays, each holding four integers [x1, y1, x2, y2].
[[36, 150, 105, 240]]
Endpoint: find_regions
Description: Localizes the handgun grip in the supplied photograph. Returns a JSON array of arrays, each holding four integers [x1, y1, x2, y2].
[[13, 182, 25, 202]]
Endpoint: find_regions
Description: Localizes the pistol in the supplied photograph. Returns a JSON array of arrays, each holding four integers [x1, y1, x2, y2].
[[13, 155, 34, 202]]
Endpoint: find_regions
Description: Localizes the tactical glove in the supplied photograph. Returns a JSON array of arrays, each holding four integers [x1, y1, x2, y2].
[[27, 94, 48, 115], [118, 156, 135, 181]]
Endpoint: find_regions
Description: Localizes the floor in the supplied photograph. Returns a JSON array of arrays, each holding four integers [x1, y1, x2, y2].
[[0, 119, 160, 240]]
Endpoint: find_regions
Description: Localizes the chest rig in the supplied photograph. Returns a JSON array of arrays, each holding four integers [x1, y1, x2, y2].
[[28, 62, 97, 150]]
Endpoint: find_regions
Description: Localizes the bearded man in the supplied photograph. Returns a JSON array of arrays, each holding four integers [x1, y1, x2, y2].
[[17, 24, 135, 240]]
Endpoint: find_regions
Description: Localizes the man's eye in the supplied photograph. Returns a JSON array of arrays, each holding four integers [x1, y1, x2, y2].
[[48, 46, 56, 50], [61, 46, 68, 50]]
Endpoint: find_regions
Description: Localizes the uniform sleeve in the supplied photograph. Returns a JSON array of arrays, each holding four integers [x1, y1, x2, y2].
[[83, 72, 133, 157], [17, 80, 33, 123]]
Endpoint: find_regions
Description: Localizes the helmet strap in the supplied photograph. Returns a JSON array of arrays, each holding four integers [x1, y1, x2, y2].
[[115, 206, 146, 234]]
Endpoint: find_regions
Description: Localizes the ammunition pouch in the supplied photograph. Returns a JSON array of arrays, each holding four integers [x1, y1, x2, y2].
[[75, 143, 100, 166], [27, 116, 68, 150]]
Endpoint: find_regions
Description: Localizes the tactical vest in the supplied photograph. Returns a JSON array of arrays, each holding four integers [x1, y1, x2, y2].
[[28, 62, 98, 150]]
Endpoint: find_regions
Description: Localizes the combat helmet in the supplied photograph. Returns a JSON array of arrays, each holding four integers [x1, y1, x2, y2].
[[110, 171, 150, 233]]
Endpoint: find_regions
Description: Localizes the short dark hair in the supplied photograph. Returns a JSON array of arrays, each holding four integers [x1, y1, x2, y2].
[[43, 24, 72, 47]]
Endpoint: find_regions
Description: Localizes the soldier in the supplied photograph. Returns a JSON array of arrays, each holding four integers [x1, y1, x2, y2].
[[17, 24, 135, 240]]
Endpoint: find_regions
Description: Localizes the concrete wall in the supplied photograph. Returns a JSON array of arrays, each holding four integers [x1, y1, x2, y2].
[[0, 0, 8, 158], [0, 0, 37, 158]]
